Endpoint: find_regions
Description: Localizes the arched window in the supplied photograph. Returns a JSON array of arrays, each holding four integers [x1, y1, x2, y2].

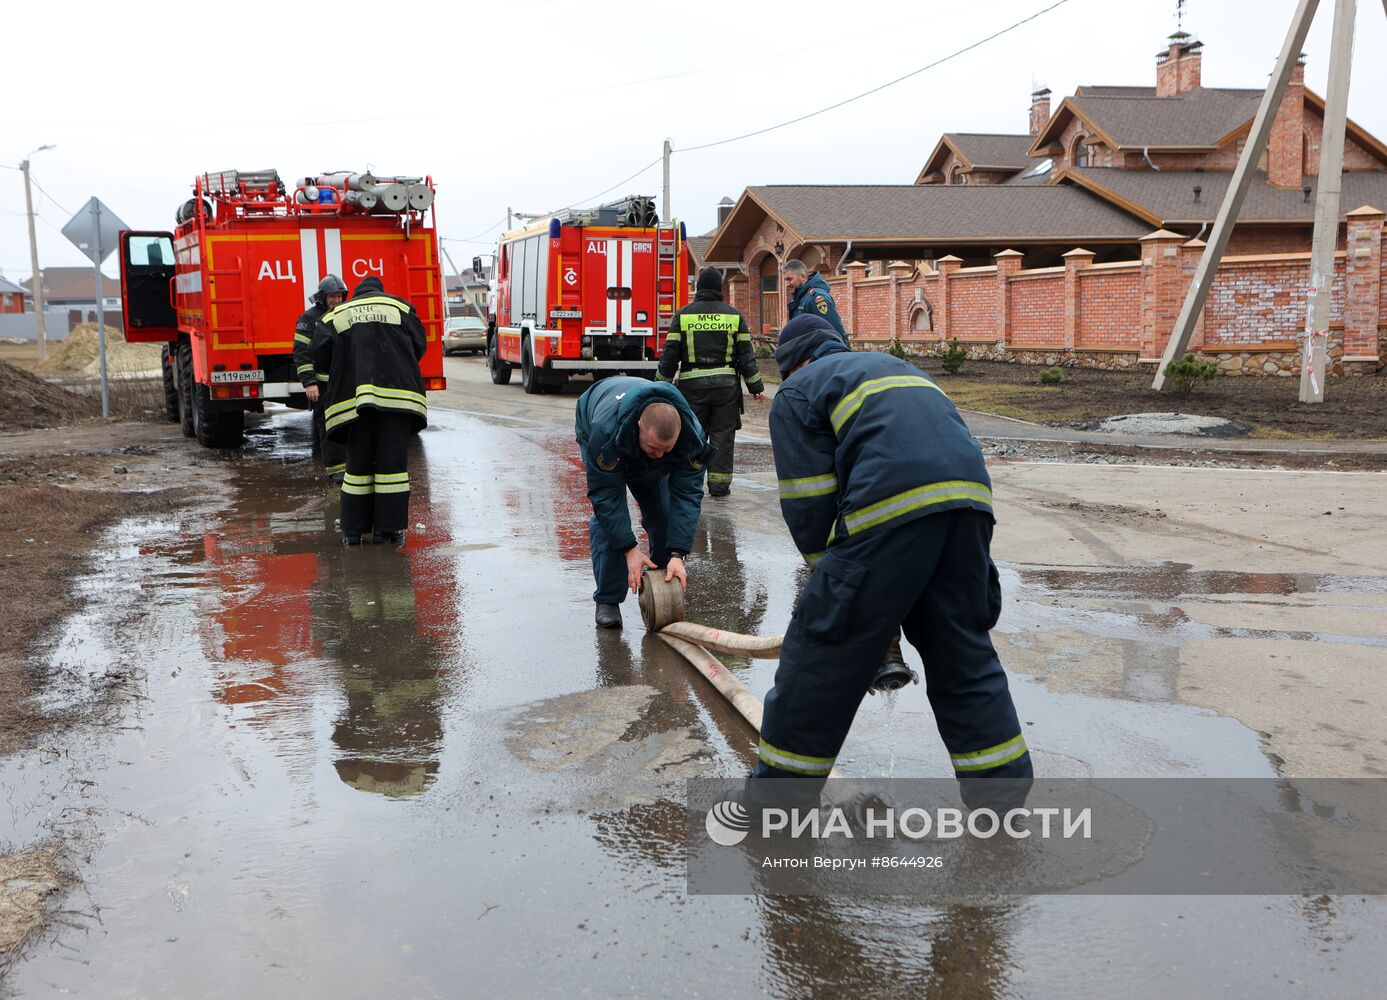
[[949, 164, 965, 185], [1071, 134, 1090, 168]]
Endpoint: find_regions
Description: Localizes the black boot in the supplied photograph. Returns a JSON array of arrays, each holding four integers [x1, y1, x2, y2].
[[870, 634, 918, 693], [595, 603, 623, 629]]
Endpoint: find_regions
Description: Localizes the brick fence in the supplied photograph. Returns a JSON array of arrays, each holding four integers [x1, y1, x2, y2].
[[772, 210, 1386, 376]]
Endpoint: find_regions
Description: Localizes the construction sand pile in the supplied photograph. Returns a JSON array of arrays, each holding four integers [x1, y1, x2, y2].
[[0, 359, 98, 429], [39, 324, 163, 378]]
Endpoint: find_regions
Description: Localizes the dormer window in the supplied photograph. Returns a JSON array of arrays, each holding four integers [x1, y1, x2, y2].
[[1020, 158, 1054, 180], [1072, 134, 1091, 168]]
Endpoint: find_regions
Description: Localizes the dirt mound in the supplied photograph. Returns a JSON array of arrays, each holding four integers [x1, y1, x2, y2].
[[40, 324, 162, 377], [0, 359, 98, 429]]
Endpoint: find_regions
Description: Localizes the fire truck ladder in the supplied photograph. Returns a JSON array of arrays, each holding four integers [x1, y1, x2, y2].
[[656, 222, 679, 332]]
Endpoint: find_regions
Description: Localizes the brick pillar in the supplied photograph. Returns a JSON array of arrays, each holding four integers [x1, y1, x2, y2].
[[1139, 229, 1188, 360], [1343, 204, 1384, 369], [1062, 248, 1095, 350], [1180, 239, 1208, 349], [935, 256, 962, 342], [994, 249, 1024, 349], [888, 260, 914, 341], [843, 261, 868, 338]]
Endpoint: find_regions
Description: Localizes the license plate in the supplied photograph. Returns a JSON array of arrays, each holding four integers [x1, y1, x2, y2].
[[550, 309, 582, 319], [210, 370, 264, 383]]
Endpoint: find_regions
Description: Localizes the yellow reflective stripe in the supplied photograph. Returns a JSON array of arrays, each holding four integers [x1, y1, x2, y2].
[[665, 330, 682, 342], [359, 384, 427, 405], [325, 463, 346, 476], [829, 375, 943, 434], [736, 333, 752, 342], [296, 363, 315, 374], [294, 333, 312, 344], [325, 296, 410, 332], [676, 367, 735, 381], [341, 474, 374, 496], [374, 482, 411, 494], [758, 738, 835, 776], [707, 472, 733, 483], [951, 734, 1028, 772], [375, 472, 409, 484], [802, 551, 825, 567], [778, 472, 838, 500], [316, 373, 330, 383], [343, 473, 374, 484], [844, 480, 992, 534], [323, 295, 413, 320]]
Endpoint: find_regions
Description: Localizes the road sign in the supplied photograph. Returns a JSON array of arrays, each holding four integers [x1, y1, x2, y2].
[[62, 197, 127, 265]]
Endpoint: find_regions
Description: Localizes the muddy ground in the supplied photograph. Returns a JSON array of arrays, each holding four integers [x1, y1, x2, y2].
[[757, 356, 1387, 439], [2, 358, 1386, 995]]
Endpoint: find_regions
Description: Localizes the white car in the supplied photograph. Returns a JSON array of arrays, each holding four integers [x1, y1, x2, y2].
[[443, 316, 487, 355]]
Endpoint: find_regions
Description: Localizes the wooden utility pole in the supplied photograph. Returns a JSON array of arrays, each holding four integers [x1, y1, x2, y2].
[[21, 156, 49, 363], [1301, 0, 1357, 402]]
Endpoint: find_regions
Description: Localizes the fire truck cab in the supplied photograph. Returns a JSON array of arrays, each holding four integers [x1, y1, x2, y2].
[[488, 196, 690, 394], [118, 169, 446, 448]]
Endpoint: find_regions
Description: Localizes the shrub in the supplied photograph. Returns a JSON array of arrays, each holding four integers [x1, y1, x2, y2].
[[1163, 353, 1218, 398], [887, 339, 908, 360], [1039, 365, 1064, 385], [940, 338, 967, 375], [753, 340, 774, 360]]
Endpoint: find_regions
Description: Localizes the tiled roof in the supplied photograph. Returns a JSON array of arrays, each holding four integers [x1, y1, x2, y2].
[[0, 276, 28, 296], [23, 267, 121, 300], [1064, 167, 1387, 224], [747, 184, 1150, 241], [946, 133, 1035, 169], [1066, 87, 1262, 148]]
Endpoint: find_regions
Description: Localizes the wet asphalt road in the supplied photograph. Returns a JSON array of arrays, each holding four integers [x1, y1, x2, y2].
[[3, 358, 1386, 998]]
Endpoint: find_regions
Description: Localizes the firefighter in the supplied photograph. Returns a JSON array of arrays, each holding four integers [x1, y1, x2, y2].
[[575, 376, 714, 629], [308, 276, 427, 547], [658, 266, 764, 498], [783, 259, 846, 342], [295, 275, 348, 480], [753, 314, 1031, 808]]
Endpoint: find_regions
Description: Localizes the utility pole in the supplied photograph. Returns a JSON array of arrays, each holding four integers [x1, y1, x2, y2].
[[1301, 0, 1356, 402], [662, 139, 672, 224], [20, 145, 55, 363]]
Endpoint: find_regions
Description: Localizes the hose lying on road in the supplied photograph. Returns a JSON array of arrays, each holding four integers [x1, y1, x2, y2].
[[639, 570, 842, 780]]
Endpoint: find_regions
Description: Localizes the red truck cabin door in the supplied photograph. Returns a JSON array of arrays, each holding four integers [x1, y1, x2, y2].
[[118, 230, 178, 342]]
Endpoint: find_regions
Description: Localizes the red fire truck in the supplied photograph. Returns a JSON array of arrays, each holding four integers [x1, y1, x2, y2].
[[487, 196, 691, 394], [118, 169, 447, 448]]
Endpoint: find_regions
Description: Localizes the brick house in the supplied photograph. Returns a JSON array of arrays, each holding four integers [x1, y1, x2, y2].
[[0, 275, 28, 314], [703, 32, 1387, 375]]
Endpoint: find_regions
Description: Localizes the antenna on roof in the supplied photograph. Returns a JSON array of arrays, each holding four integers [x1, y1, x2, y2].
[[1176, 0, 1186, 33]]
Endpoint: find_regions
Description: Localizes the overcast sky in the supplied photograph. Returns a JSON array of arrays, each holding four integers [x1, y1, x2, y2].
[[3, 0, 1386, 282]]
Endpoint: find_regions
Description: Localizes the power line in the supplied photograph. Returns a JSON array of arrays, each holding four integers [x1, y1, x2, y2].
[[548, 156, 663, 214], [678, 0, 1073, 154], [27, 174, 71, 217]]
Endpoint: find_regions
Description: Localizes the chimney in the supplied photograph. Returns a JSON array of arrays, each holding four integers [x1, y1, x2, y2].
[[1029, 88, 1052, 137], [1156, 32, 1201, 97], [716, 196, 735, 227], [1266, 55, 1306, 188]]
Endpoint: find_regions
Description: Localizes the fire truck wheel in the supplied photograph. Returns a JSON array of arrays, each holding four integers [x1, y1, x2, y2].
[[520, 340, 543, 395], [488, 336, 512, 385], [161, 345, 180, 423], [540, 375, 565, 395], [192, 382, 245, 449], [177, 340, 196, 438]]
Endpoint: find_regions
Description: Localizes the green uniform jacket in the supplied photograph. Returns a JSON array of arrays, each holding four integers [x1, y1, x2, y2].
[[574, 377, 713, 554], [308, 277, 428, 442]]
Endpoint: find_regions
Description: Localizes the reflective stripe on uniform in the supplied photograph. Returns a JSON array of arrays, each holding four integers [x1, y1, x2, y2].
[[707, 472, 732, 484], [317, 372, 329, 383], [802, 551, 825, 567], [778, 471, 838, 500], [951, 734, 1028, 772], [324, 385, 427, 432], [374, 472, 410, 495], [294, 333, 312, 344], [844, 480, 992, 535], [676, 366, 735, 381], [325, 463, 346, 477], [830, 375, 943, 435], [758, 738, 835, 776], [341, 473, 374, 496], [296, 363, 315, 376], [664, 330, 682, 342]]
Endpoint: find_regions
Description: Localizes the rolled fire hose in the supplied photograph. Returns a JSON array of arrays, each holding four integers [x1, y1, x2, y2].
[[638, 570, 843, 781]]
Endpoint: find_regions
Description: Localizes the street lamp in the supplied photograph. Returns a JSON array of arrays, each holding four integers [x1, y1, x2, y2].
[[21, 144, 56, 363]]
